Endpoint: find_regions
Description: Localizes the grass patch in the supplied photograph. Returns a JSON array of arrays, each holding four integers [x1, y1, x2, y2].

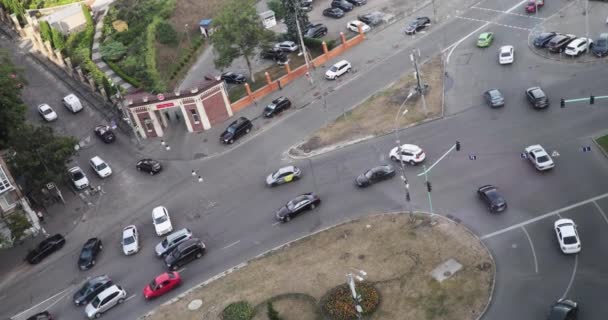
[[595, 134, 608, 154]]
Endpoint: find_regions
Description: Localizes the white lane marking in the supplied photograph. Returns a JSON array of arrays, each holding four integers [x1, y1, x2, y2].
[[221, 240, 240, 250], [11, 287, 72, 319], [561, 254, 578, 300], [177, 267, 187, 273], [480, 191, 608, 240], [454, 16, 533, 31], [592, 201, 608, 226], [417, 144, 456, 177], [521, 226, 539, 274], [471, 6, 546, 19], [125, 294, 137, 302]]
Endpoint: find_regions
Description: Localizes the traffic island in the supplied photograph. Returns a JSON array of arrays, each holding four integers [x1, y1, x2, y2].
[[141, 213, 494, 320], [289, 55, 444, 158]]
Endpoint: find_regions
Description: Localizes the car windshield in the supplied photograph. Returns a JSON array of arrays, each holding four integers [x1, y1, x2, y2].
[[155, 215, 168, 224], [563, 236, 578, 245], [408, 21, 417, 27], [80, 248, 92, 259], [266, 103, 276, 110], [72, 171, 84, 180], [287, 196, 307, 210], [226, 126, 236, 133], [149, 279, 158, 290], [597, 39, 608, 47], [532, 90, 545, 98], [42, 108, 53, 115], [78, 284, 92, 295], [500, 52, 511, 57], [123, 236, 135, 245], [96, 163, 107, 171], [537, 155, 550, 163], [330, 66, 338, 72], [91, 296, 101, 308], [364, 170, 374, 179]]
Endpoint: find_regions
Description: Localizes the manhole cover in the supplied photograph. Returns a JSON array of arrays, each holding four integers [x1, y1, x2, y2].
[[188, 299, 203, 310]]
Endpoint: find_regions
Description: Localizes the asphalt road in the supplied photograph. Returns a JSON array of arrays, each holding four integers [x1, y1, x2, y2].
[[3, 0, 608, 319]]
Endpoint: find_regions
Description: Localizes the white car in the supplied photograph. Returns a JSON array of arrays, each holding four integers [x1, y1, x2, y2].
[[68, 166, 89, 190], [62, 93, 83, 113], [498, 45, 514, 64], [152, 206, 173, 236], [89, 156, 112, 178], [554, 219, 581, 254], [347, 20, 370, 33], [325, 60, 351, 80], [37, 104, 58, 121], [564, 37, 593, 56], [85, 284, 127, 319], [389, 144, 426, 165], [274, 41, 299, 52], [121, 225, 139, 255], [524, 145, 555, 171]]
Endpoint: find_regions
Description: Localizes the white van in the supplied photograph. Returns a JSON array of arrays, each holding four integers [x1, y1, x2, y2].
[[62, 94, 83, 113]]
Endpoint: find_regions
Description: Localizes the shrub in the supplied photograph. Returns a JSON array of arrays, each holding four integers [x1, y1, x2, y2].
[[321, 282, 380, 320], [267, 0, 285, 21], [267, 302, 282, 320], [156, 21, 178, 45], [6, 212, 32, 242], [222, 301, 255, 320], [104, 58, 143, 88], [100, 40, 127, 61], [39, 20, 52, 42], [50, 27, 66, 51]]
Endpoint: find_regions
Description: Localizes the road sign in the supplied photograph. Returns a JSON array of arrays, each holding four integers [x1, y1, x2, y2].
[[468, 154, 477, 160], [582, 146, 592, 152]]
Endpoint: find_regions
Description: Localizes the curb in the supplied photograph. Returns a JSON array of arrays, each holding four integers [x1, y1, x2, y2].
[[592, 133, 608, 159]]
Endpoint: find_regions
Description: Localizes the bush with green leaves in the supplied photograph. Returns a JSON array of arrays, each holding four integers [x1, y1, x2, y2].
[[50, 28, 66, 51], [156, 21, 178, 45], [100, 40, 127, 61], [321, 282, 380, 320], [267, 0, 285, 20], [222, 301, 255, 320], [39, 20, 52, 42], [6, 211, 32, 242], [267, 302, 282, 320]]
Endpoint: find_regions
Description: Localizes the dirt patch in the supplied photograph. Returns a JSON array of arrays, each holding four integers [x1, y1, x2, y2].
[[296, 55, 444, 153], [143, 213, 493, 320]]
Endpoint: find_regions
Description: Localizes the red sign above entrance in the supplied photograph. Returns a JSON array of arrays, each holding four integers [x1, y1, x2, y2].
[[157, 102, 174, 109]]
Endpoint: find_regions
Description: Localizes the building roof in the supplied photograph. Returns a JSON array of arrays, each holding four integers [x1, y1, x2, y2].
[[259, 10, 275, 19], [199, 19, 213, 27], [125, 80, 223, 108]]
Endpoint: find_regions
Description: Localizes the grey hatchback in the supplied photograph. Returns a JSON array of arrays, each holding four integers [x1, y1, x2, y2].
[[484, 89, 504, 108]]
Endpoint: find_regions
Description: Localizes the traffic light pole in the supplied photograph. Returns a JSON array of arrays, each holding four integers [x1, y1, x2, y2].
[[422, 164, 433, 214]]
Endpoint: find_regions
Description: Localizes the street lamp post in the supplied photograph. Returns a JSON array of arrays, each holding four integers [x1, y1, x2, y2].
[[346, 268, 367, 320], [394, 90, 415, 216]]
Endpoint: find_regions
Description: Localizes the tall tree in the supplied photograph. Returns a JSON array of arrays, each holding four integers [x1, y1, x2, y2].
[[282, 0, 309, 41], [211, 0, 274, 82], [0, 50, 26, 149]]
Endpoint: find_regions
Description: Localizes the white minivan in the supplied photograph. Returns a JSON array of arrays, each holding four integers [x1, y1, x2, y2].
[[63, 93, 83, 113]]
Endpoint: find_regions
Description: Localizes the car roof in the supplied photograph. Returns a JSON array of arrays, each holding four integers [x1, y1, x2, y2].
[[568, 38, 588, 45], [167, 228, 191, 241], [90, 156, 104, 164], [276, 165, 296, 174], [177, 238, 200, 250], [97, 285, 121, 300], [499, 45, 513, 52], [64, 94, 78, 101], [398, 144, 422, 152], [335, 59, 350, 66]]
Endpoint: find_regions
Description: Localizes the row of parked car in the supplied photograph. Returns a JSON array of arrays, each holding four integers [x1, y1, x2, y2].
[[533, 31, 608, 57]]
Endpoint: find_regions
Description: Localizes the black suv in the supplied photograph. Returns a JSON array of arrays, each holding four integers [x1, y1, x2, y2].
[[260, 47, 287, 62], [305, 24, 328, 38], [346, 0, 367, 5], [547, 299, 578, 320], [73, 275, 113, 306], [26, 234, 65, 264], [220, 117, 253, 144], [526, 87, 550, 109], [547, 34, 575, 53], [164, 238, 206, 270], [331, 0, 354, 11], [136, 158, 162, 175], [404, 16, 431, 35], [94, 125, 115, 143], [534, 32, 557, 48], [78, 237, 103, 270], [323, 7, 345, 19], [221, 72, 246, 84], [477, 185, 507, 213], [592, 33, 608, 57], [264, 96, 292, 117]]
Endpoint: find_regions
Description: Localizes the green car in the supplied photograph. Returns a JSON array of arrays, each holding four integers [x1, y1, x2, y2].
[[477, 32, 494, 48]]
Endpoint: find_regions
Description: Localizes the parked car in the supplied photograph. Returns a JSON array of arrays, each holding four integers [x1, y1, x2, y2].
[[84, 284, 127, 319], [221, 72, 246, 84], [331, 0, 354, 11], [554, 219, 581, 254], [164, 238, 206, 270], [477, 185, 507, 213], [275, 193, 321, 222], [73, 275, 114, 306], [26, 234, 65, 264], [62, 93, 83, 113], [220, 116, 253, 144], [547, 34, 576, 53], [358, 12, 383, 26], [525, 86, 549, 109], [323, 7, 345, 18], [300, 2, 313, 11], [26, 311, 52, 320], [484, 89, 505, 108], [355, 165, 395, 187], [68, 166, 89, 190], [143, 271, 182, 299], [477, 32, 494, 48], [564, 37, 593, 56], [547, 299, 578, 320], [305, 24, 328, 38], [524, 144, 555, 171], [592, 33, 608, 57], [275, 41, 299, 52], [346, 0, 366, 5], [264, 96, 292, 117], [404, 16, 431, 35], [525, 0, 544, 13], [78, 238, 103, 270], [260, 47, 288, 65], [121, 225, 139, 255], [37, 104, 57, 122], [498, 45, 514, 64], [266, 165, 302, 187], [155, 228, 193, 258], [152, 206, 173, 236], [325, 60, 352, 79], [347, 20, 371, 33], [534, 32, 557, 48], [389, 144, 426, 165], [94, 125, 116, 143], [89, 156, 112, 178], [136, 159, 162, 175]]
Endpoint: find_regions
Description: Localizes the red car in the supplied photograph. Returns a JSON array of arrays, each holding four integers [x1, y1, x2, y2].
[[526, 0, 544, 13], [143, 271, 181, 299]]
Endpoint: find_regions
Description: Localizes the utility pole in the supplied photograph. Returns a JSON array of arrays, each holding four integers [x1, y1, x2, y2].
[[394, 91, 415, 216], [294, 8, 313, 85], [584, 0, 589, 42], [410, 49, 428, 114], [422, 165, 433, 214]]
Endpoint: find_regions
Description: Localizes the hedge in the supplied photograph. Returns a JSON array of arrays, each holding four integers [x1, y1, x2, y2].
[[144, 17, 166, 92], [102, 57, 143, 88], [222, 301, 255, 320]]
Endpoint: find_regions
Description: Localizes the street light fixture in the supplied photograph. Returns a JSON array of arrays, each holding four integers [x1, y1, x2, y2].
[[346, 268, 367, 319]]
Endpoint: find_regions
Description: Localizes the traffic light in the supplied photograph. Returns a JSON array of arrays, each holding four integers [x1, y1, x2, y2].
[[455, 141, 461, 151], [590, 95, 595, 105], [560, 98, 565, 108], [426, 181, 432, 192], [406, 191, 411, 202]]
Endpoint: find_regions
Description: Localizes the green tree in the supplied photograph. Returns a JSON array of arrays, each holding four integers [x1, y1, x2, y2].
[[6, 124, 77, 195], [267, 0, 285, 21], [100, 39, 127, 61], [282, 0, 309, 41], [156, 21, 178, 45], [50, 27, 66, 51], [267, 302, 282, 320], [211, 0, 274, 82], [6, 212, 32, 242], [0, 50, 27, 149], [39, 20, 52, 42]]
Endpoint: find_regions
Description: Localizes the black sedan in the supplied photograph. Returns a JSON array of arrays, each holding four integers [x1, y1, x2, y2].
[[477, 185, 507, 213], [323, 7, 345, 19], [525, 87, 549, 109], [26, 234, 65, 264], [358, 12, 383, 26], [264, 96, 292, 117], [78, 237, 103, 270], [73, 275, 113, 306], [136, 158, 162, 175], [346, 0, 367, 6], [356, 165, 395, 187], [94, 125, 115, 143], [275, 193, 321, 222], [331, 0, 353, 11], [404, 16, 431, 35], [221, 72, 246, 84], [305, 24, 328, 38], [533, 32, 557, 48]]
